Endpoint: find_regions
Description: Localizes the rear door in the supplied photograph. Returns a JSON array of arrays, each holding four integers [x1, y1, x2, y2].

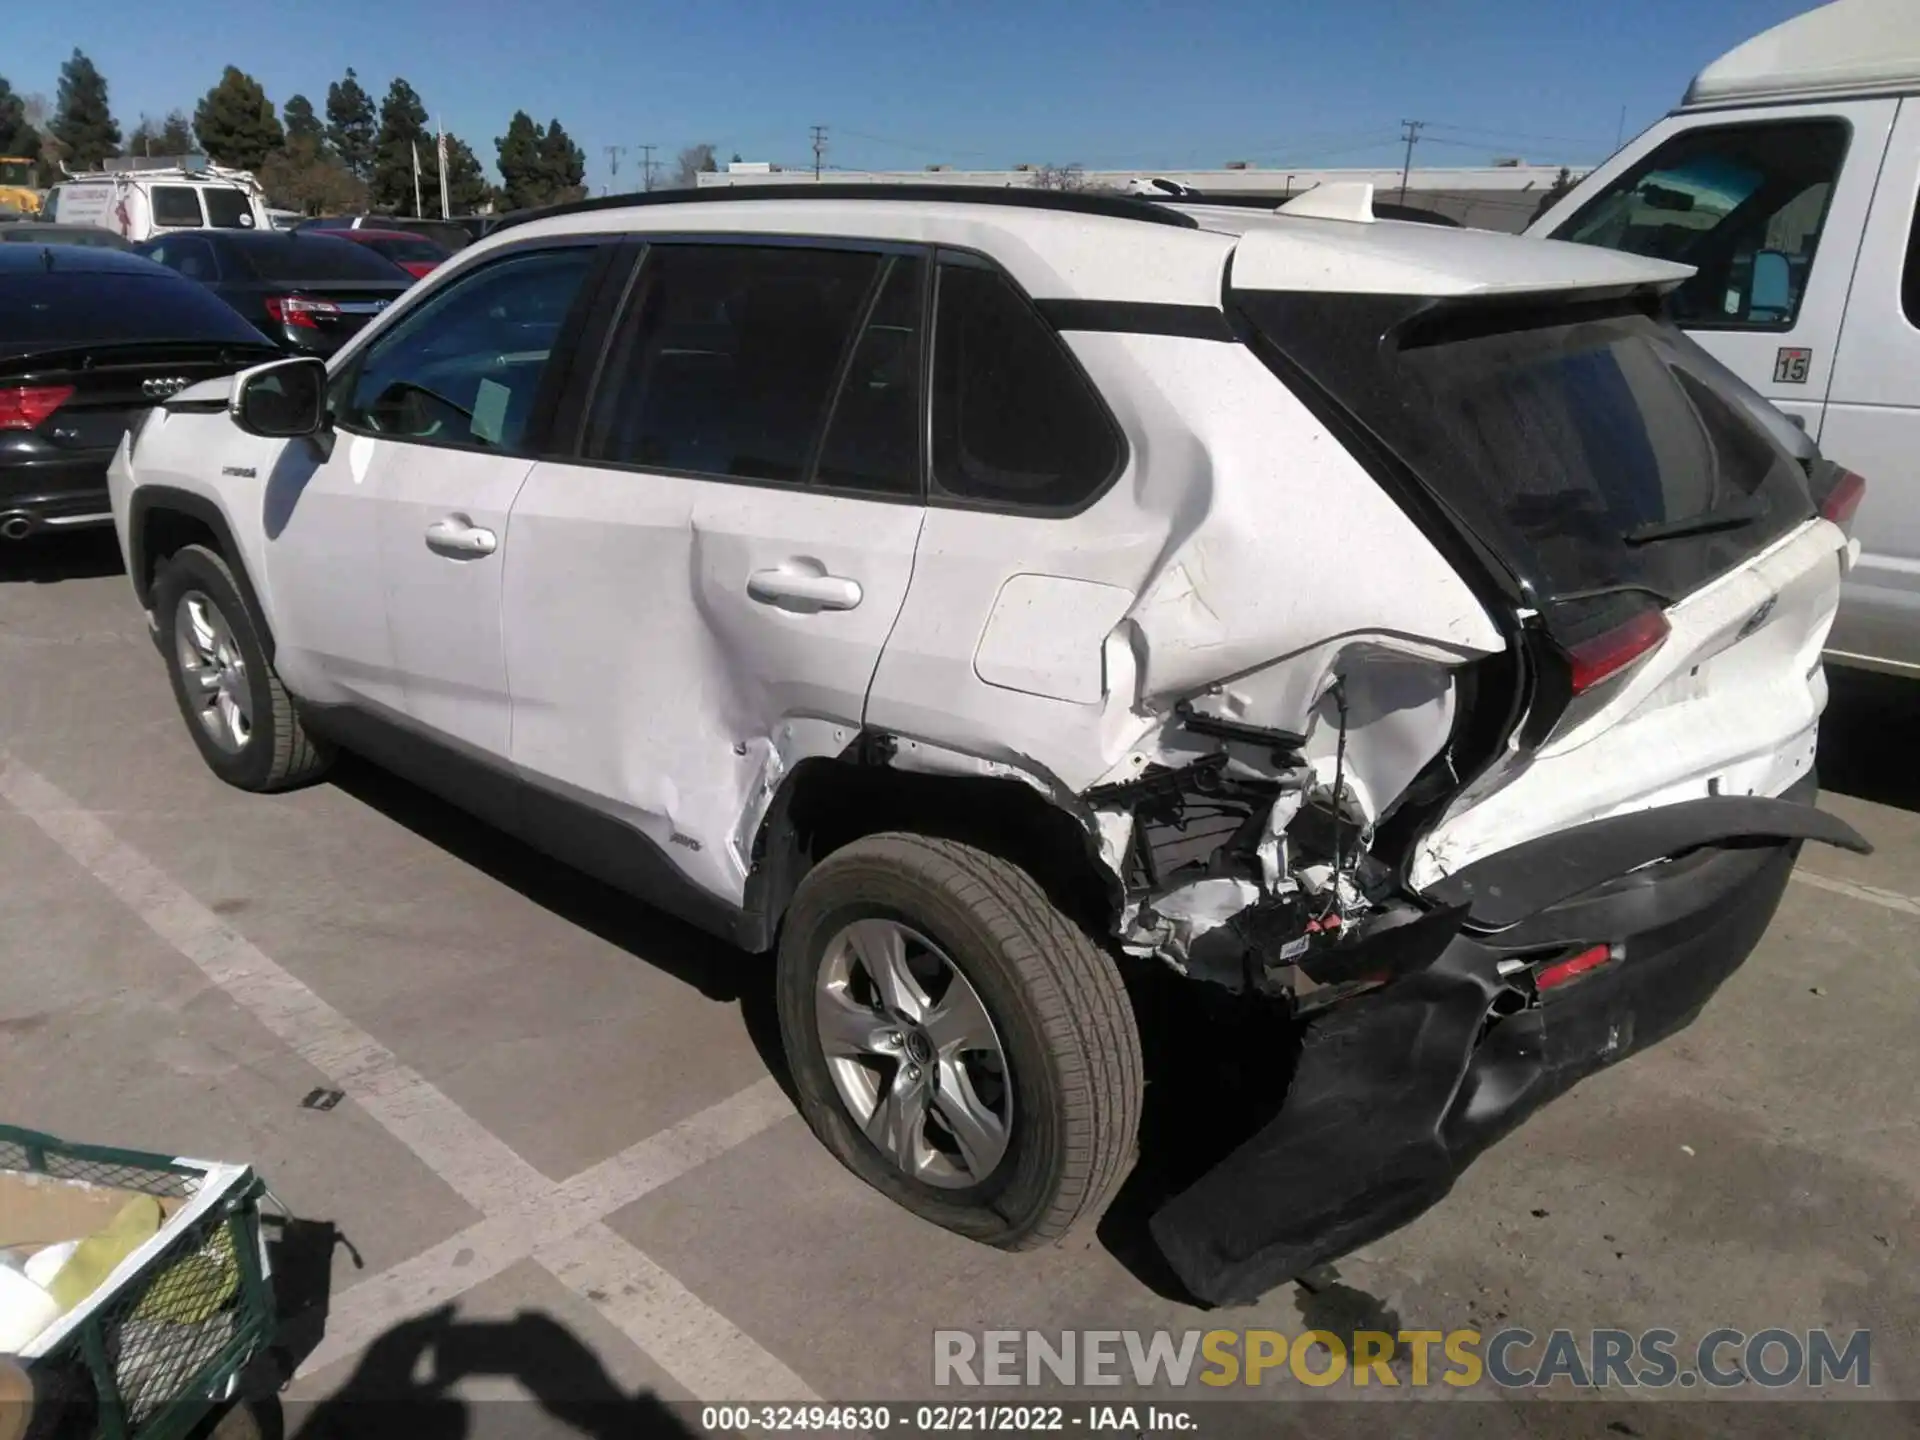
[[503, 239, 925, 910], [1533, 101, 1897, 434]]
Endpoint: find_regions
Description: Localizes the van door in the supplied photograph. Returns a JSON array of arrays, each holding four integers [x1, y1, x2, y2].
[[1817, 98, 1920, 676], [1533, 101, 1898, 433]]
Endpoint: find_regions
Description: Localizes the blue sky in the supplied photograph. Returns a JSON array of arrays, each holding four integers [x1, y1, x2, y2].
[[7, 0, 1810, 191]]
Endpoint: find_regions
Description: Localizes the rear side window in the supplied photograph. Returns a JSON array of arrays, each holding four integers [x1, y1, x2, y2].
[[1552, 120, 1850, 331], [234, 236, 409, 282], [1903, 186, 1920, 329], [337, 246, 597, 453], [584, 243, 885, 485], [929, 259, 1121, 509], [202, 189, 256, 229], [149, 186, 205, 228], [0, 272, 266, 348]]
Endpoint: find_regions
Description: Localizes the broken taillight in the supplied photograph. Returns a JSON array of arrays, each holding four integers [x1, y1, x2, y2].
[[1567, 609, 1671, 695], [264, 295, 338, 329], [1536, 943, 1618, 992], [0, 384, 75, 431]]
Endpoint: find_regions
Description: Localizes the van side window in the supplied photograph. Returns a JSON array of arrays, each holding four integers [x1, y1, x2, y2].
[[1552, 119, 1850, 332], [202, 189, 256, 229], [150, 186, 206, 228]]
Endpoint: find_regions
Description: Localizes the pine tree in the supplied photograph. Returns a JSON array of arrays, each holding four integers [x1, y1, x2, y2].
[[0, 77, 38, 159], [51, 49, 120, 171], [494, 109, 546, 210], [370, 77, 429, 212], [159, 109, 195, 154], [537, 117, 585, 204], [194, 66, 284, 171], [283, 94, 324, 150], [324, 68, 375, 182]]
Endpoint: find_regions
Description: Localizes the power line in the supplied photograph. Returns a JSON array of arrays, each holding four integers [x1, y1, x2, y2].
[[603, 144, 626, 196], [810, 124, 828, 181], [640, 143, 658, 192], [1425, 120, 1602, 149], [1397, 119, 1424, 205]]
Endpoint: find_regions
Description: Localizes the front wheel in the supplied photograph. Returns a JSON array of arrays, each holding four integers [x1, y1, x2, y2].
[[153, 544, 332, 792], [777, 833, 1142, 1249]]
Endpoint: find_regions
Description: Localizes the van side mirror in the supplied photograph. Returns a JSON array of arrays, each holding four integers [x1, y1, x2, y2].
[[1749, 249, 1793, 321], [230, 356, 329, 439]]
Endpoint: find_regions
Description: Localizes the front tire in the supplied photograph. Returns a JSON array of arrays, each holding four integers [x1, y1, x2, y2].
[[153, 544, 331, 792], [777, 833, 1142, 1249]]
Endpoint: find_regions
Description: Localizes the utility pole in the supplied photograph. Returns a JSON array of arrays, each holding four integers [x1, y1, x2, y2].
[[1397, 119, 1424, 205], [604, 144, 626, 196], [811, 124, 828, 181], [640, 143, 658, 192]]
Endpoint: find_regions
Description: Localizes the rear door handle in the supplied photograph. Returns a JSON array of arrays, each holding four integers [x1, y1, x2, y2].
[[425, 516, 497, 559], [747, 568, 863, 612]]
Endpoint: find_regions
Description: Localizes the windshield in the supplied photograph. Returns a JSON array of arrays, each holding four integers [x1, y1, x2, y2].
[[1234, 290, 1814, 606], [227, 235, 409, 282]]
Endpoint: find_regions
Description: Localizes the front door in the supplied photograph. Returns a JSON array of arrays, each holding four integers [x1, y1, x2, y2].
[[328, 242, 606, 759], [1540, 100, 1898, 434], [504, 241, 927, 912]]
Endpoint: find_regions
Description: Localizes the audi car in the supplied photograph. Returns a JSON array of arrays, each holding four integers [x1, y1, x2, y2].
[[1, 245, 277, 542]]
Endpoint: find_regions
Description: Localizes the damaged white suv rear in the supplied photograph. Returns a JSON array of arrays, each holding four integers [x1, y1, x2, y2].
[[108, 183, 1870, 1305]]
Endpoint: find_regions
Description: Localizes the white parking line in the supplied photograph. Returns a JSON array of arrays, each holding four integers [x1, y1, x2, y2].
[[1791, 867, 1920, 919], [0, 754, 816, 1403]]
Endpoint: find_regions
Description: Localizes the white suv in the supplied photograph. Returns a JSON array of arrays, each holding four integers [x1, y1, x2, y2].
[[108, 183, 1869, 1305]]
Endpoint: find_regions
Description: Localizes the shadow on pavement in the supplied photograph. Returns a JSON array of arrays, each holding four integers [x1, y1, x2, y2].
[[287, 1306, 698, 1440], [0, 530, 125, 584], [1819, 666, 1919, 814], [324, 756, 793, 1098]]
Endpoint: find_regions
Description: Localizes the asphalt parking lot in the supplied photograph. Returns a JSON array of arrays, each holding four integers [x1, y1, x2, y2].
[[2, 530, 1916, 1437]]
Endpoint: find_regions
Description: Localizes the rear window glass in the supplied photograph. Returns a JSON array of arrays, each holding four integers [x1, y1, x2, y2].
[[370, 235, 445, 263], [149, 186, 204, 227], [202, 188, 257, 229], [229, 235, 407, 282], [0, 272, 266, 349], [1236, 292, 1813, 605]]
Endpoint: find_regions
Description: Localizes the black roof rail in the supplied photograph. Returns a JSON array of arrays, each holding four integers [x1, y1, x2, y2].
[[489, 182, 1201, 235]]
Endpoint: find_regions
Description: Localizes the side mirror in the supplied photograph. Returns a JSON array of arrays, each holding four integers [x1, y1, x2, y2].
[[1749, 248, 1793, 319], [230, 356, 329, 439]]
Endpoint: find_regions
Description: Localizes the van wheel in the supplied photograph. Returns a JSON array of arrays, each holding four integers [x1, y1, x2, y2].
[[777, 833, 1142, 1248], [153, 544, 331, 792]]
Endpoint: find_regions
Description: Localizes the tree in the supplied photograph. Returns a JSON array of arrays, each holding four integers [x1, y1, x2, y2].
[[494, 109, 545, 210], [370, 76, 429, 212], [283, 94, 324, 150], [259, 146, 364, 216], [0, 76, 37, 158], [673, 143, 716, 189], [193, 67, 283, 170], [51, 49, 119, 171], [1529, 165, 1578, 223], [537, 117, 585, 203], [729, 151, 742, 165], [324, 68, 375, 182]]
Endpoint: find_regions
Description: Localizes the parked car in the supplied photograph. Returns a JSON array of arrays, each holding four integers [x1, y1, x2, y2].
[[0, 223, 133, 250], [108, 183, 1868, 1305], [42, 163, 273, 243], [1529, 0, 1917, 679], [328, 227, 450, 279], [1, 245, 276, 541], [133, 229, 413, 357], [296, 214, 472, 253]]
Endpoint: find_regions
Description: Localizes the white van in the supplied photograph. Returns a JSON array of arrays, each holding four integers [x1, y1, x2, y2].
[[1529, 0, 1919, 678], [43, 162, 272, 244]]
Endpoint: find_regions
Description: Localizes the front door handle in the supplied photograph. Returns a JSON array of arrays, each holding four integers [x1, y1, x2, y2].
[[425, 516, 497, 559], [747, 567, 863, 612]]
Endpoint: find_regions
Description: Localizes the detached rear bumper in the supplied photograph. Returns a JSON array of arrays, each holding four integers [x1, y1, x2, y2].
[[1148, 780, 1868, 1306]]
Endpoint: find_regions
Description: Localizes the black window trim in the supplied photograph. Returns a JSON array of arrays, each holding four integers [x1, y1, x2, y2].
[[1552, 115, 1856, 336], [329, 232, 625, 462], [565, 231, 933, 508]]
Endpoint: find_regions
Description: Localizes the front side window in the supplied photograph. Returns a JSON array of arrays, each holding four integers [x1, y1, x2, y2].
[[1553, 119, 1850, 331], [336, 245, 597, 453], [584, 243, 886, 485], [929, 259, 1122, 509], [149, 186, 206, 228]]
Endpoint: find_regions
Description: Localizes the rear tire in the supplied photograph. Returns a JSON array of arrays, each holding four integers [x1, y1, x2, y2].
[[777, 833, 1142, 1249], [153, 544, 331, 792]]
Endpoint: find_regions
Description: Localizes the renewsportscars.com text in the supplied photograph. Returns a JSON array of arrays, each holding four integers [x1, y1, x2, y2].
[[932, 1327, 1872, 1390]]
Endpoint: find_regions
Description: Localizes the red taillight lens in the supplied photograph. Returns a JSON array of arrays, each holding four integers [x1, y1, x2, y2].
[[401, 261, 436, 279], [0, 384, 76, 431], [1567, 609, 1671, 694], [1536, 943, 1618, 992], [263, 295, 338, 330], [1819, 467, 1865, 526]]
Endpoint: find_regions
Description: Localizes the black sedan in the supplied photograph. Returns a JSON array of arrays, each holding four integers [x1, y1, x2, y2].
[[1, 246, 279, 540], [134, 229, 413, 357]]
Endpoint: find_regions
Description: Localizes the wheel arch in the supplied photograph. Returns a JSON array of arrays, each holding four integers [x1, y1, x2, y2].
[[130, 487, 276, 660]]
